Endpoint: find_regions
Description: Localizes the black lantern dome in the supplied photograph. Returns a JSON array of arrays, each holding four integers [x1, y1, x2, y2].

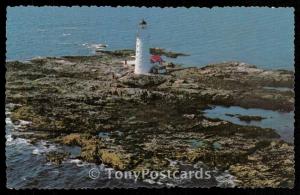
[[139, 19, 147, 26]]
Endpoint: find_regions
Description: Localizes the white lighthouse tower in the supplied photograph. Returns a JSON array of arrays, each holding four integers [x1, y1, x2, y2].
[[135, 19, 152, 74]]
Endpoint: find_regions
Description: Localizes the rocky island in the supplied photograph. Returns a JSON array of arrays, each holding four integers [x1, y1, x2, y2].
[[5, 49, 294, 188]]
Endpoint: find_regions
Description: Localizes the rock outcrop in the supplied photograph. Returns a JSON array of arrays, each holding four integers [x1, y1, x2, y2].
[[5, 50, 294, 187]]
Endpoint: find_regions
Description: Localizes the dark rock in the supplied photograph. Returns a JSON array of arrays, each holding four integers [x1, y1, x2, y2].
[[225, 113, 266, 122], [237, 115, 266, 122], [150, 48, 189, 58], [46, 151, 70, 165]]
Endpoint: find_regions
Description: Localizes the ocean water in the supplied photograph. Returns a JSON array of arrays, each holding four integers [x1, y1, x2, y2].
[[6, 7, 294, 70]]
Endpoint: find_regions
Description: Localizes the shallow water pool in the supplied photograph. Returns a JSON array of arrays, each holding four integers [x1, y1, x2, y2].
[[204, 106, 294, 143]]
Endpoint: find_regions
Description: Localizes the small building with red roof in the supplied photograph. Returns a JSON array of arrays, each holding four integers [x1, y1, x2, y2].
[[150, 55, 163, 64]]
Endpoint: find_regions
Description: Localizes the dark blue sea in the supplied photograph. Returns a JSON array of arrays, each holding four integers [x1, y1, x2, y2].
[[7, 7, 294, 70]]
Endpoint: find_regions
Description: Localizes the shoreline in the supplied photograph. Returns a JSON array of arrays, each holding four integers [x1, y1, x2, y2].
[[5, 57, 296, 73], [5, 50, 295, 188]]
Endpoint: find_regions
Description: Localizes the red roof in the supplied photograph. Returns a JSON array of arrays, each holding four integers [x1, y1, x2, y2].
[[150, 55, 163, 63]]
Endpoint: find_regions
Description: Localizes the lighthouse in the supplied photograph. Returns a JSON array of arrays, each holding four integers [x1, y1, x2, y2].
[[135, 19, 152, 74]]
